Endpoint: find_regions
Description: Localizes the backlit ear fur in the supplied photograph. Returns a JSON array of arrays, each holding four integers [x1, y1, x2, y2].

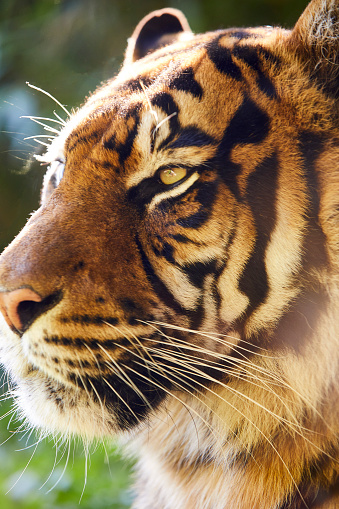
[[124, 8, 192, 65], [290, 0, 339, 97]]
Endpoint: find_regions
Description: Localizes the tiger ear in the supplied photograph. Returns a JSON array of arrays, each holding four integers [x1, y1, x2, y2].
[[290, 0, 339, 97], [124, 8, 192, 65]]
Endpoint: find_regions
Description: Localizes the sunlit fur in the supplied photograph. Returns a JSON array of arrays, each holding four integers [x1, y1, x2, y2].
[[0, 1, 338, 508]]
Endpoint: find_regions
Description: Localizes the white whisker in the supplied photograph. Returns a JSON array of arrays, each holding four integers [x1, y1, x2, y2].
[[153, 112, 177, 135], [45, 438, 71, 494], [6, 441, 40, 495], [20, 115, 65, 126], [26, 82, 71, 118], [139, 80, 158, 124]]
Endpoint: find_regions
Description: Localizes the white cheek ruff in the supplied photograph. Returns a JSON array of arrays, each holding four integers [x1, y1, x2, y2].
[[14, 375, 118, 440], [147, 171, 200, 210], [0, 314, 118, 440]]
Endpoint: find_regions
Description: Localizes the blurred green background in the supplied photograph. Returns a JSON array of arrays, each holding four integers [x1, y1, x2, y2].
[[0, 0, 308, 507]]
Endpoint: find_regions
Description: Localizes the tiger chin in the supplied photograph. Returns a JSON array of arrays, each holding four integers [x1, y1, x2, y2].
[[0, 0, 338, 507]]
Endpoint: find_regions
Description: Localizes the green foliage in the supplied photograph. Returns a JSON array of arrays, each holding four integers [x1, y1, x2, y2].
[[0, 397, 134, 509]]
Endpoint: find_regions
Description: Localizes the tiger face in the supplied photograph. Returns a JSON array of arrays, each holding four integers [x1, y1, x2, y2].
[[0, 1, 338, 508]]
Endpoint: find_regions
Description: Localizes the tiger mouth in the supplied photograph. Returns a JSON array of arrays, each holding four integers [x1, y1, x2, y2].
[[8, 319, 236, 433], [13, 335, 170, 430]]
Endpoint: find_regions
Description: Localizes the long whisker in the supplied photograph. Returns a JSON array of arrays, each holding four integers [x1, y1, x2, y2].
[[130, 352, 307, 505], [45, 438, 71, 494], [144, 321, 331, 430], [110, 338, 247, 449], [156, 345, 336, 461], [75, 350, 107, 432], [120, 360, 222, 439], [139, 346, 299, 432], [118, 355, 255, 464], [146, 320, 275, 357], [153, 112, 177, 135], [26, 82, 71, 118], [98, 342, 153, 411], [23, 134, 56, 141], [78, 440, 90, 504], [20, 115, 65, 126], [143, 335, 325, 439], [102, 376, 140, 424], [20, 116, 61, 134], [39, 434, 61, 490], [139, 80, 158, 124], [5, 440, 40, 495], [53, 111, 66, 124]]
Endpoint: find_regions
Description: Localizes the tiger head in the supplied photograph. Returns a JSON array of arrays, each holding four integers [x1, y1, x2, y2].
[[0, 1, 338, 506]]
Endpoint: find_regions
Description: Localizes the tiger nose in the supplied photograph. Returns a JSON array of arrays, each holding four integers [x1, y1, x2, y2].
[[0, 288, 42, 332]]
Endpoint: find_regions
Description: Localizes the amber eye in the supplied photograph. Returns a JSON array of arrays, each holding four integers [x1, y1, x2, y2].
[[158, 167, 188, 186]]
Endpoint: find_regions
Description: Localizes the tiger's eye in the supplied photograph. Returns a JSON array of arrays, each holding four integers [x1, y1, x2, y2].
[[159, 167, 188, 185]]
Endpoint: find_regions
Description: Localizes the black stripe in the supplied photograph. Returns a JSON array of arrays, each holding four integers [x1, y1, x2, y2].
[[226, 30, 258, 40], [102, 111, 141, 165], [298, 131, 328, 270], [213, 96, 270, 199], [151, 92, 179, 121], [214, 224, 238, 314], [299, 131, 323, 222], [118, 114, 140, 165], [66, 130, 102, 153], [176, 209, 210, 229], [86, 354, 170, 429], [44, 334, 133, 350], [232, 45, 277, 99], [135, 234, 186, 315], [152, 240, 176, 264], [170, 67, 204, 99], [206, 35, 242, 80], [175, 179, 219, 229], [103, 133, 116, 151], [116, 76, 153, 93], [60, 315, 119, 326], [181, 259, 218, 289], [194, 179, 219, 207], [151, 92, 180, 150], [168, 126, 215, 149], [169, 233, 201, 245], [258, 47, 281, 66], [238, 151, 279, 315]]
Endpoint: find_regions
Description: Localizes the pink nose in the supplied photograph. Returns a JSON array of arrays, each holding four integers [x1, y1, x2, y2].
[[0, 288, 42, 332]]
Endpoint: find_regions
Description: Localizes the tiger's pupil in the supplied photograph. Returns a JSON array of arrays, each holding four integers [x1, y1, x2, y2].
[[159, 167, 187, 185]]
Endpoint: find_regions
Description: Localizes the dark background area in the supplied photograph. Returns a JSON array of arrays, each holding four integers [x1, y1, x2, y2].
[[0, 0, 308, 507]]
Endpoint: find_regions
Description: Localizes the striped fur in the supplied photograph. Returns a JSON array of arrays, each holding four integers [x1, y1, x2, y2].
[[0, 1, 338, 507]]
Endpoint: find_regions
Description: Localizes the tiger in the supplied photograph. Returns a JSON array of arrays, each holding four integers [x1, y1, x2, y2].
[[0, 0, 338, 507]]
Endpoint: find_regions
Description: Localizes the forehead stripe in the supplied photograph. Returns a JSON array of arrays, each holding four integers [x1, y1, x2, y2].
[[232, 45, 277, 99], [168, 126, 215, 149], [170, 67, 204, 99], [213, 96, 270, 199], [206, 35, 242, 81]]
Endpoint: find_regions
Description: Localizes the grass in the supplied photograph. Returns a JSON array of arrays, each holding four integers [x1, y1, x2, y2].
[[0, 395, 134, 508]]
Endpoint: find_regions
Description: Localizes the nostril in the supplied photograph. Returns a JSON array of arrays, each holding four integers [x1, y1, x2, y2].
[[0, 288, 62, 333], [17, 299, 44, 332], [0, 288, 41, 332]]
